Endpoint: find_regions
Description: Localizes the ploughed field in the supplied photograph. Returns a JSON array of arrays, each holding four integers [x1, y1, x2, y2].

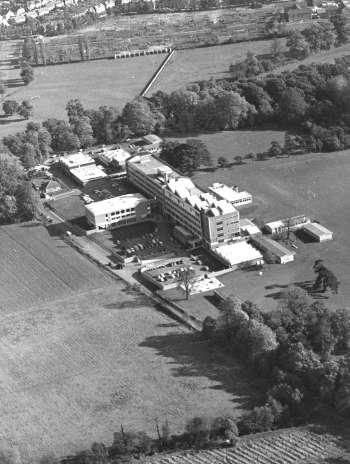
[[0, 223, 255, 461], [147, 428, 350, 464], [0, 223, 113, 313]]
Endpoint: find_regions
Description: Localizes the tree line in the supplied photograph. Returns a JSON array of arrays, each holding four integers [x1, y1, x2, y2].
[[202, 284, 350, 433]]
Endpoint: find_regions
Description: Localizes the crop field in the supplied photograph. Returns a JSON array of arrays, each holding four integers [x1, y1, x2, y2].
[[0, 223, 256, 461], [192, 149, 350, 312], [0, 54, 164, 137], [147, 427, 350, 464], [0, 223, 113, 313]]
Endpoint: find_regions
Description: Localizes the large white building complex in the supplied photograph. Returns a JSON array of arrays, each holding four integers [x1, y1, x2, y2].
[[59, 152, 107, 185], [85, 193, 151, 230], [126, 154, 240, 250]]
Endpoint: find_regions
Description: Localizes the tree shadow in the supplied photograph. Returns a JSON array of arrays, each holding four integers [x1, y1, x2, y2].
[[264, 280, 329, 301], [0, 117, 24, 125], [5, 78, 24, 88], [140, 330, 264, 409]]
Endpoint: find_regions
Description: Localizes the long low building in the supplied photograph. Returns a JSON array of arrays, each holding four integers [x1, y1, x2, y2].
[[250, 236, 295, 264], [85, 193, 151, 230], [209, 182, 253, 207], [302, 222, 333, 242], [265, 215, 309, 235]]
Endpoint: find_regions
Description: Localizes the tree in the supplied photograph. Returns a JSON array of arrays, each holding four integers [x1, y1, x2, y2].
[[21, 142, 36, 168], [16, 181, 36, 220], [160, 140, 211, 174], [330, 14, 349, 45], [302, 22, 336, 53], [234, 155, 243, 164], [270, 37, 284, 62], [43, 118, 80, 152], [178, 267, 195, 300], [279, 88, 307, 124], [71, 116, 94, 148], [20, 62, 34, 85], [286, 30, 310, 59], [122, 98, 165, 135], [18, 100, 33, 120], [217, 156, 228, 168], [3, 100, 19, 116], [66, 98, 86, 125]]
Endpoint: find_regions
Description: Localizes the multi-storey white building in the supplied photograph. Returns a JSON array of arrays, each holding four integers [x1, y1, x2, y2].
[[85, 193, 151, 230], [126, 154, 240, 249]]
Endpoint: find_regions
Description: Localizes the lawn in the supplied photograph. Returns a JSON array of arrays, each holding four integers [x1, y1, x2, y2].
[[0, 223, 256, 461], [151, 39, 280, 95], [169, 129, 286, 165], [191, 149, 350, 312], [0, 54, 164, 137]]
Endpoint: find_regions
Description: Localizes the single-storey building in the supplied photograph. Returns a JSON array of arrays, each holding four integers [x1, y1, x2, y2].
[[250, 236, 295, 264], [140, 257, 196, 291], [69, 164, 107, 186], [208, 182, 253, 208], [98, 146, 131, 168], [265, 215, 309, 235], [59, 152, 95, 174], [85, 193, 151, 230], [302, 222, 333, 242], [240, 218, 262, 236], [43, 179, 61, 195], [214, 240, 263, 268]]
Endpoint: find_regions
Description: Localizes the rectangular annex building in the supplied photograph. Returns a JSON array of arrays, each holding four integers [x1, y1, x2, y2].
[[85, 193, 151, 230], [250, 236, 295, 264], [208, 183, 253, 207], [127, 154, 240, 249], [302, 222, 333, 242]]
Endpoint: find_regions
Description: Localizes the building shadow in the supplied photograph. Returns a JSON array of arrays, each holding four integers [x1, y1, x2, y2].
[[139, 330, 264, 409], [294, 229, 315, 244]]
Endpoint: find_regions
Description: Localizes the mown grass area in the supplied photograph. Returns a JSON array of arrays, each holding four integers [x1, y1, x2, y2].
[[169, 129, 286, 165], [191, 149, 350, 312], [0, 54, 164, 137], [151, 39, 282, 94]]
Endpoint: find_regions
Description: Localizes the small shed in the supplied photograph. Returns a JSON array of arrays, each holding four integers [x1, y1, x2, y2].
[[302, 222, 333, 242]]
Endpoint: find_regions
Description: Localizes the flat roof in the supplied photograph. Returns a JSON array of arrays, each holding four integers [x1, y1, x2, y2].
[[129, 155, 237, 216], [59, 152, 94, 168], [252, 236, 295, 258], [215, 241, 263, 266], [209, 183, 252, 203], [85, 193, 148, 216], [70, 165, 107, 183], [100, 148, 131, 163], [143, 134, 162, 144], [240, 218, 261, 235], [303, 222, 333, 236]]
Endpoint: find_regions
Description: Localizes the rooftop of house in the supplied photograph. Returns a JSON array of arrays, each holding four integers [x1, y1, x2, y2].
[[85, 193, 148, 216]]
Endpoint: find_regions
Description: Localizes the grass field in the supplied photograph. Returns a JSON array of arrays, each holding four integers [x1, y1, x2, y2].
[[151, 39, 280, 94], [191, 148, 350, 312], [0, 54, 164, 137], [0, 223, 256, 461], [170, 129, 286, 164]]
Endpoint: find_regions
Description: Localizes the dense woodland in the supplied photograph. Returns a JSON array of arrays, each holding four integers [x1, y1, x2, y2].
[[204, 286, 350, 431]]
